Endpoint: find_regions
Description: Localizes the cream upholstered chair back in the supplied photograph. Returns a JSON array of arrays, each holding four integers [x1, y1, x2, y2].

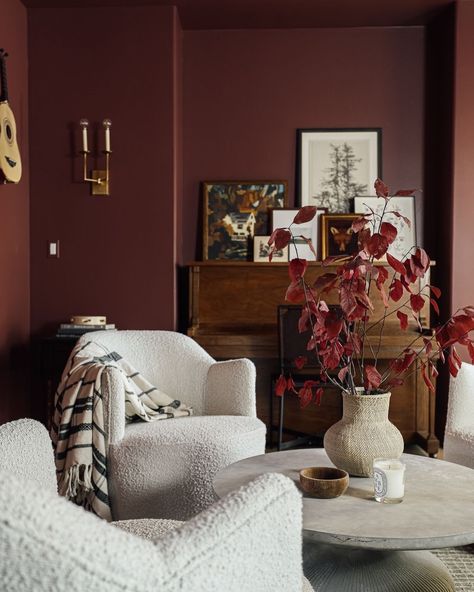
[[0, 418, 57, 495], [444, 362, 474, 468], [79, 330, 214, 416]]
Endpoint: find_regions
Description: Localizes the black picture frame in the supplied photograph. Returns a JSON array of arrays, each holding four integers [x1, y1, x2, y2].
[[296, 128, 382, 213]]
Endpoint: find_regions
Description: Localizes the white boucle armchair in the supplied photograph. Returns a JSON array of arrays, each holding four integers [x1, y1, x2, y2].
[[0, 419, 314, 592], [444, 361, 474, 468], [74, 330, 266, 521]]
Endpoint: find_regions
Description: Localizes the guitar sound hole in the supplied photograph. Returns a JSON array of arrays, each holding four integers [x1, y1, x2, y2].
[[6, 124, 12, 141]]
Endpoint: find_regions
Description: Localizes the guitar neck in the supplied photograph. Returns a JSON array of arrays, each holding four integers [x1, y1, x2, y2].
[[0, 52, 8, 103]]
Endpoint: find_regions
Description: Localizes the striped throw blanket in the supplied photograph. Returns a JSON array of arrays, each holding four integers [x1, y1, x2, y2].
[[50, 340, 192, 521]]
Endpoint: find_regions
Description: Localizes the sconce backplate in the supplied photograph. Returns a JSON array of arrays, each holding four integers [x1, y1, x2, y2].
[[91, 170, 110, 196]]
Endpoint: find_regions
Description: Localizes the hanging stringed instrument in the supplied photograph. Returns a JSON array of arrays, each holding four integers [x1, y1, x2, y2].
[[0, 49, 22, 183]]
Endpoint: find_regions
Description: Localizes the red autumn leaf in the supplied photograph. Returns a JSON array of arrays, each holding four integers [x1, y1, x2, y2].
[[374, 178, 390, 199], [299, 385, 313, 408], [386, 252, 407, 275], [293, 206, 317, 224], [340, 286, 357, 317], [289, 258, 308, 282], [358, 227, 371, 250], [390, 349, 417, 374], [269, 228, 292, 250], [351, 214, 371, 233], [364, 364, 382, 391], [389, 279, 404, 302], [375, 266, 389, 288], [380, 222, 398, 244], [468, 341, 474, 364], [429, 285, 441, 299], [452, 346, 462, 367], [421, 363, 435, 393], [275, 374, 287, 397], [397, 311, 408, 330], [448, 352, 460, 378], [294, 356, 307, 370], [325, 310, 343, 340], [338, 366, 349, 383], [394, 188, 417, 196], [430, 362, 439, 379], [430, 298, 440, 315], [410, 248, 430, 277], [447, 314, 474, 343], [410, 293, 425, 313], [287, 376, 297, 394], [366, 233, 389, 259], [388, 210, 412, 228], [313, 272, 338, 293], [285, 281, 305, 303], [315, 387, 324, 406], [322, 341, 343, 369]]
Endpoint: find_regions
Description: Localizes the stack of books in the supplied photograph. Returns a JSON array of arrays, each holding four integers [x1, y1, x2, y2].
[[56, 322, 116, 338]]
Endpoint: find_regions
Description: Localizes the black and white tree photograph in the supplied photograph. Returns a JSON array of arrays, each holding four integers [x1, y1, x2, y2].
[[297, 129, 381, 213]]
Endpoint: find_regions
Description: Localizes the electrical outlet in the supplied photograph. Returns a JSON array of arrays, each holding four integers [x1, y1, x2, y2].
[[47, 240, 60, 258]]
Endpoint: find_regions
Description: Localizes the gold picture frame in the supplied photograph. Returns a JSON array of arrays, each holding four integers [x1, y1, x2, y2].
[[321, 213, 362, 260]]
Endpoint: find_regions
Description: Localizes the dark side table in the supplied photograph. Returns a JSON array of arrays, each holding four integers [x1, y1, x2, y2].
[[32, 336, 78, 426]]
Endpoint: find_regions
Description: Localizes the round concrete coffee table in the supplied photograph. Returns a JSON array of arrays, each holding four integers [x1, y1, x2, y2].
[[214, 449, 474, 591]]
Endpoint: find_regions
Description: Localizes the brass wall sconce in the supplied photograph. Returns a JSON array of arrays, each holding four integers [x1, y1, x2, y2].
[[79, 118, 112, 196]]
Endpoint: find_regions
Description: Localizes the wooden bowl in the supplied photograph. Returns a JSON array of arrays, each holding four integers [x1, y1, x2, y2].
[[299, 466, 349, 499]]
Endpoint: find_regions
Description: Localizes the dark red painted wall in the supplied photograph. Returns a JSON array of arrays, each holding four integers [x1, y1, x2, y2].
[[453, 1, 474, 358], [182, 27, 425, 263], [29, 6, 180, 335], [0, 0, 30, 423]]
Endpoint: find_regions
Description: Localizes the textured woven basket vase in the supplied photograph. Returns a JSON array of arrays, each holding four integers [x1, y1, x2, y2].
[[323, 392, 404, 477]]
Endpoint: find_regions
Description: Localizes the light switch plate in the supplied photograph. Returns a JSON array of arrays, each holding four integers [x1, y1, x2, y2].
[[47, 240, 60, 258]]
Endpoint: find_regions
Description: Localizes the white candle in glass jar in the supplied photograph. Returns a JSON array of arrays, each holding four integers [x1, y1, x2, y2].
[[373, 459, 405, 502]]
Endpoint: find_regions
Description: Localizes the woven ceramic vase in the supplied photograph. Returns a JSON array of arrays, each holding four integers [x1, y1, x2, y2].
[[323, 391, 404, 477]]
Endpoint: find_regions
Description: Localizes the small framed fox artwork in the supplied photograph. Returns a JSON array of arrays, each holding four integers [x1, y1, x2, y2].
[[321, 213, 362, 260]]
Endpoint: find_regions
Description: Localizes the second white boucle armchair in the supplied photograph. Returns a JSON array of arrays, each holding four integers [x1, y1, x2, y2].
[[74, 330, 266, 521], [444, 361, 474, 468]]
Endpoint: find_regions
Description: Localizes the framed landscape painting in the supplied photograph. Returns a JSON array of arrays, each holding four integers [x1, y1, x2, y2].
[[253, 235, 288, 262], [203, 181, 288, 260], [297, 128, 382, 213]]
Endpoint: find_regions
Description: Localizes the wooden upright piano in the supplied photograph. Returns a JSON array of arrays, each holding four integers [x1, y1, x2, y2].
[[187, 261, 439, 455]]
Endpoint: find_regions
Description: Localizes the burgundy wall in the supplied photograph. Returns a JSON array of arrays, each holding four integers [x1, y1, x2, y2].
[[29, 6, 180, 335], [452, 1, 474, 357], [0, 0, 30, 423], [182, 27, 425, 263]]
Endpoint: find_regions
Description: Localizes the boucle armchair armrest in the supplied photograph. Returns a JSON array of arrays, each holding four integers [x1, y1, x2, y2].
[[156, 472, 304, 591], [205, 358, 257, 416], [101, 366, 126, 445]]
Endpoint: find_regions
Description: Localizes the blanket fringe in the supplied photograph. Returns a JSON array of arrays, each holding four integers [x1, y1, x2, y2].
[[59, 464, 93, 505]]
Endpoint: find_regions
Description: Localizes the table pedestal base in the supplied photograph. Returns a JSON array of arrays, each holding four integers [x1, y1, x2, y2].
[[303, 542, 454, 592]]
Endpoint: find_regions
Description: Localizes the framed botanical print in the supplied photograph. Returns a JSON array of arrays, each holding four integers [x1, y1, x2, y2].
[[297, 128, 382, 213], [354, 195, 416, 260], [321, 213, 362, 260], [203, 181, 288, 260]]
